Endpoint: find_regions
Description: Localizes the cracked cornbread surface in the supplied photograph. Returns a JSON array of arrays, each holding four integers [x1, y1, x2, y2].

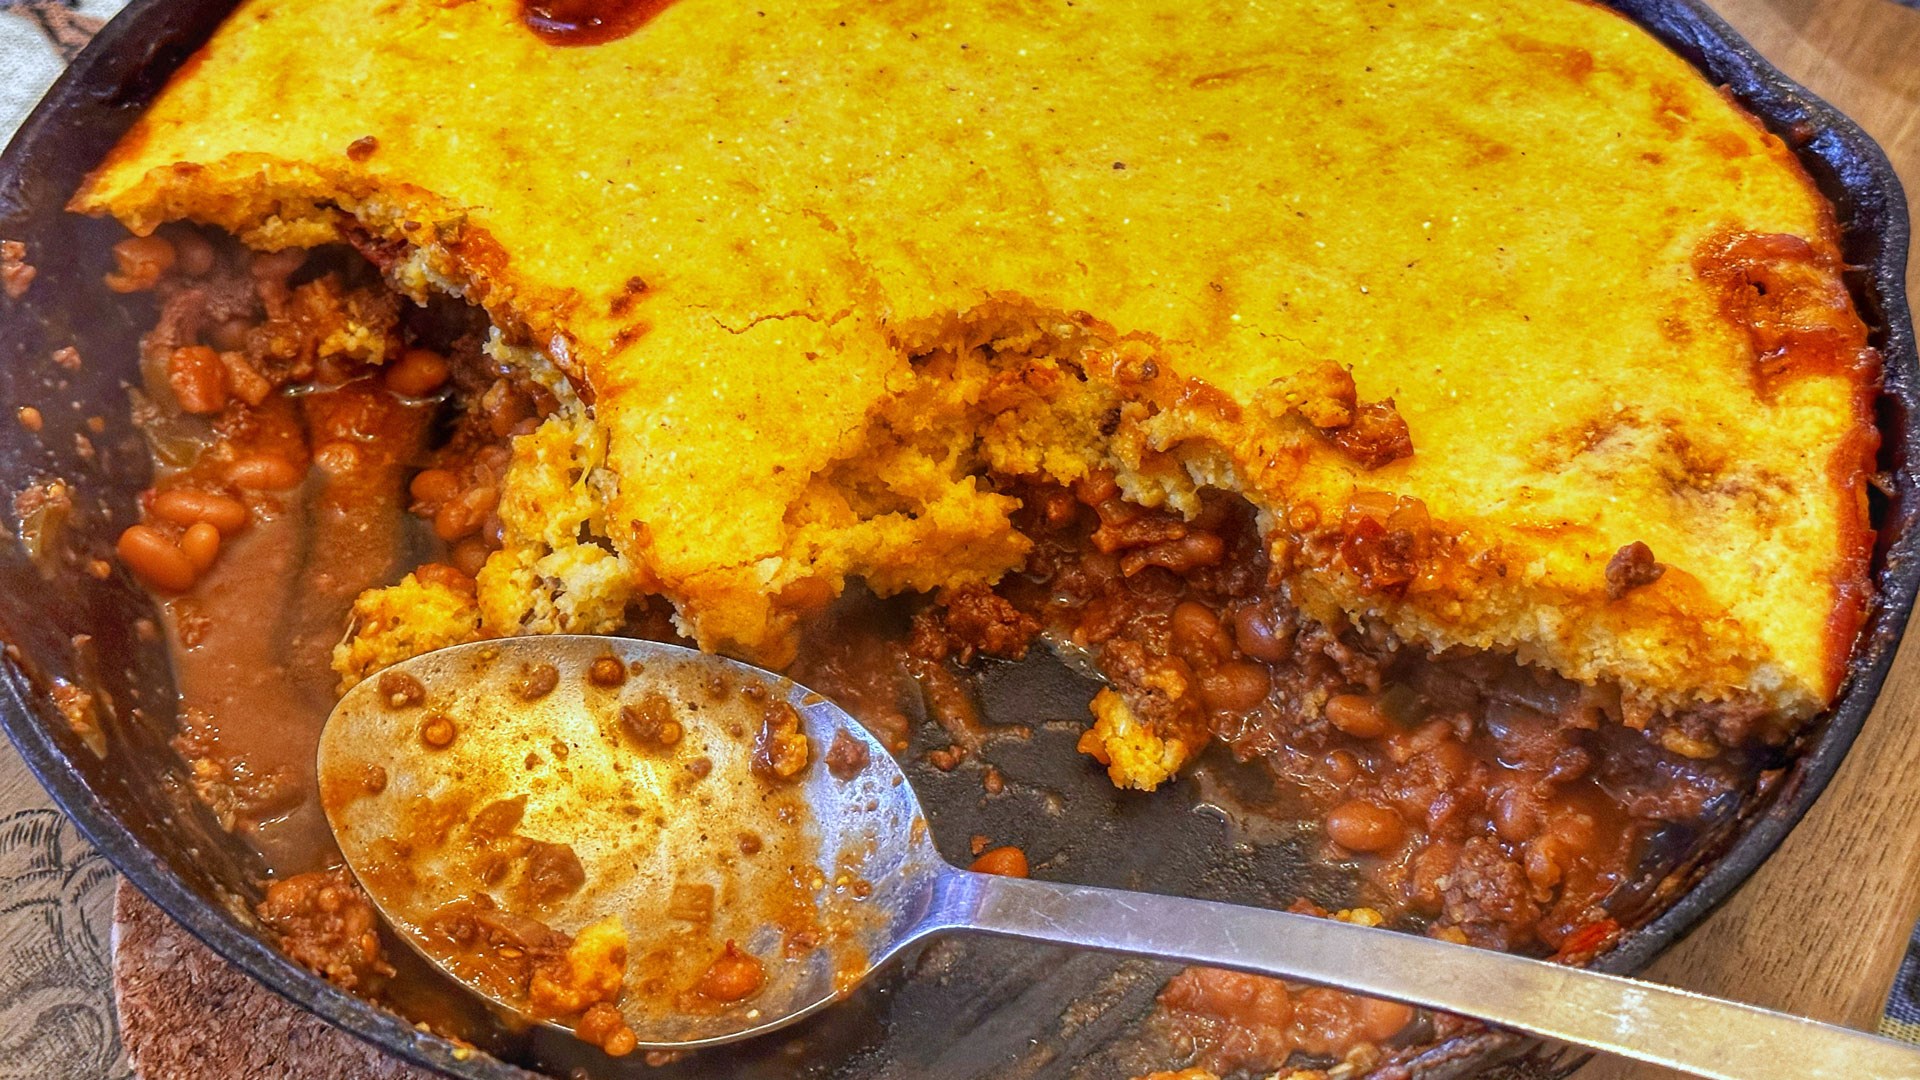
[[78, 0, 1875, 729]]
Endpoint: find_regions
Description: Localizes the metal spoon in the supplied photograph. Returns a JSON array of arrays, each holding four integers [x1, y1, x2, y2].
[[318, 635, 1920, 1078]]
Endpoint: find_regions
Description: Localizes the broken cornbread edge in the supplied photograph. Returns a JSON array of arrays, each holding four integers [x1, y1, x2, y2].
[[72, 155, 1879, 745]]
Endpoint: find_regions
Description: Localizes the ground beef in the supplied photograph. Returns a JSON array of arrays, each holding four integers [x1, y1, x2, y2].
[[922, 584, 1039, 662], [1440, 836, 1545, 951], [257, 867, 394, 992], [1604, 541, 1666, 600], [1, 239, 35, 299], [1326, 399, 1415, 469]]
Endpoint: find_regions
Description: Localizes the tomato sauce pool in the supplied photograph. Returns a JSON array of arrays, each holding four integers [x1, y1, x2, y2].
[[520, 0, 679, 46]]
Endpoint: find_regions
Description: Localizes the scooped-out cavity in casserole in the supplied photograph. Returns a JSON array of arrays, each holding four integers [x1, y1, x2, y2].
[[64, 0, 1879, 1075]]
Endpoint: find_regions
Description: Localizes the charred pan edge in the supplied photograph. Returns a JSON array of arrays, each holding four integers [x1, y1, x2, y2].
[[0, 1, 1912, 1079]]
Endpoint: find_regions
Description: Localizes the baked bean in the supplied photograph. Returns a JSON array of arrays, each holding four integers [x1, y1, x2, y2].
[[1545, 745, 1595, 784], [433, 485, 498, 542], [1322, 748, 1361, 784], [1359, 997, 1417, 1042], [588, 656, 628, 688], [1325, 693, 1390, 739], [1034, 487, 1079, 528], [409, 467, 462, 506], [1492, 786, 1543, 843], [218, 352, 273, 406], [249, 248, 305, 283], [1433, 736, 1475, 781], [1232, 604, 1290, 662], [384, 348, 451, 397], [169, 230, 217, 277], [600, 1027, 637, 1059], [968, 846, 1029, 878], [226, 455, 303, 491], [151, 488, 248, 535], [167, 345, 228, 415], [695, 942, 764, 1002], [421, 714, 457, 749], [1073, 471, 1120, 506], [1325, 800, 1405, 853], [180, 522, 221, 572], [1424, 789, 1472, 834], [1388, 720, 1469, 772], [103, 235, 175, 292], [1524, 836, 1566, 890], [776, 575, 835, 612], [414, 562, 476, 594], [576, 1002, 635, 1058], [482, 380, 535, 439], [1198, 661, 1271, 714], [209, 318, 253, 352], [1171, 600, 1233, 659], [450, 537, 491, 578], [117, 525, 196, 592]]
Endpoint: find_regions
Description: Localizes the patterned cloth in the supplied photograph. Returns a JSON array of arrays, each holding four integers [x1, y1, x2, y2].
[[1884, 921, 1920, 1042], [2, 0, 1918, 1071], [0, 0, 118, 132]]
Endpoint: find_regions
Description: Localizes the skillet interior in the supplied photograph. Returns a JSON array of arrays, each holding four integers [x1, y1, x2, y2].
[[0, 1, 1913, 1077]]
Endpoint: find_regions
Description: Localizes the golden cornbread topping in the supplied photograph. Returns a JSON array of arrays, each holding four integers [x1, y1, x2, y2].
[[77, 0, 1876, 730], [66, 0, 1881, 1073]]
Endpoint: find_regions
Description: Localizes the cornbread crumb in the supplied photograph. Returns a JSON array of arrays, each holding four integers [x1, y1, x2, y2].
[[528, 915, 627, 1018], [1076, 688, 1195, 792], [474, 409, 636, 639], [332, 572, 482, 688]]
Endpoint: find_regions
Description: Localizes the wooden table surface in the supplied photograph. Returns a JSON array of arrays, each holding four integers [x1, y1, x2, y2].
[[0, 1, 1915, 1078]]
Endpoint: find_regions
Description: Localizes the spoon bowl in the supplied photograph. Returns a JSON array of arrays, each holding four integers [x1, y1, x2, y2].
[[319, 635, 940, 1048]]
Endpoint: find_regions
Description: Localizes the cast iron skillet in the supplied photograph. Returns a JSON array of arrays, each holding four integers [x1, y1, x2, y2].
[[0, 1, 1913, 1077]]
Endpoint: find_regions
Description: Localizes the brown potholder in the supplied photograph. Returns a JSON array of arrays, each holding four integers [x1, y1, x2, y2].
[[112, 881, 436, 1080]]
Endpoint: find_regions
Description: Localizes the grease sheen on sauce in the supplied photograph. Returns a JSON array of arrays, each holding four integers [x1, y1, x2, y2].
[[520, 0, 678, 45]]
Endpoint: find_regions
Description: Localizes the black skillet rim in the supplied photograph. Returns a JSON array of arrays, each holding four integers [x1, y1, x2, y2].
[[0, 0, 1913, 1076]]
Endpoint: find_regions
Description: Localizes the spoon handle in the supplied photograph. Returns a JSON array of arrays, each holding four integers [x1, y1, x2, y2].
[[918, 870, 1920, 1080]]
